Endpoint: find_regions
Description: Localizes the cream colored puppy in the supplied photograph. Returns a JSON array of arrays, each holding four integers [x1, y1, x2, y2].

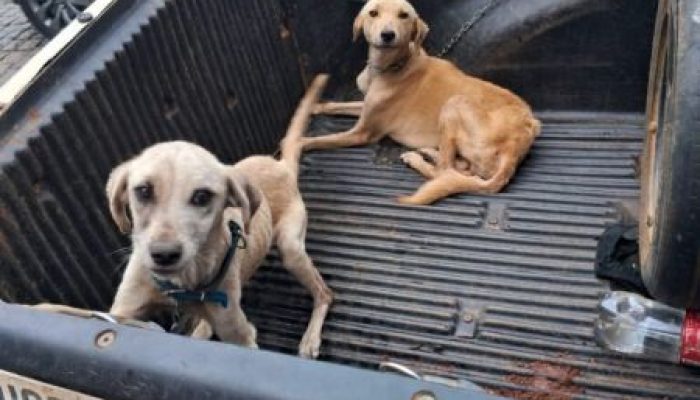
[[37, 76, 332, 359], [306, 0, 540, 205]]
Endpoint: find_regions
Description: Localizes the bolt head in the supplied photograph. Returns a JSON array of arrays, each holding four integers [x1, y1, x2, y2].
[[95, 329, 116, 349], [412, 391, 437, 400], [77, 12, 93, 23]]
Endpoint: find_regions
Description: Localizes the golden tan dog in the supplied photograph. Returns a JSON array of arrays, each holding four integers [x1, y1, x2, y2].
[[35, 75, 333, 359], [304, 0, 540, 205]]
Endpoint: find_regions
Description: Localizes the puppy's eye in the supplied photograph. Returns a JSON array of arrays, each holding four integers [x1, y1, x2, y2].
[[190, 189, 214, 207], [369, 10, 378, 17], [134, 184, 153, 203], [398, 11, 409, 19]]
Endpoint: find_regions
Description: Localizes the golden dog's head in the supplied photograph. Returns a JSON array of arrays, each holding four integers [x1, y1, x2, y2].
[[106, 141, 261, 277], [353, 0, 429, 48]]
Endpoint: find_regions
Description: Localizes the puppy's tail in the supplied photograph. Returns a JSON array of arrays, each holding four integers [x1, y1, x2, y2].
[[280, 74, 329, 176]]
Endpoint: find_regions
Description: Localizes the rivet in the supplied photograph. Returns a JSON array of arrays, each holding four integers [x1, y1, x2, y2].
[[95, 329, 116, 349], [463, 313, 474, 323]]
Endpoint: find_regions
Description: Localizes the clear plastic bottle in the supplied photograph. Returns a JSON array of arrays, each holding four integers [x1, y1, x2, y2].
[[594, 291, 700, 366]]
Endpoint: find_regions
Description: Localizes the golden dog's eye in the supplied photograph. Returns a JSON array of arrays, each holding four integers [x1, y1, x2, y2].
[[398, 11, 409, 19], [134, 184, 153, 203], [190, 189, 214, 207], [369, 10, 378, 17]]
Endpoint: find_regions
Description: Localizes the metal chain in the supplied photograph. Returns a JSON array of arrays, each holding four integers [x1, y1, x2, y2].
[[436, 0, 498, 58]]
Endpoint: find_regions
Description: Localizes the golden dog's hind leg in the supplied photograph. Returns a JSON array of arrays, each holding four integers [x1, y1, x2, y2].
[[400, 151, 438, 179], [401, 148, 473, 179], [276, 201, 333, 359], [397, 156, 518, 205], [313, 101, 364, 117]]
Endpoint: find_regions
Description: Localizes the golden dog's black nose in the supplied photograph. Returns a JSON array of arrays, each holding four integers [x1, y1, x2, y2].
[[150, 242, 183, 266], [381, 30, 396, 43]]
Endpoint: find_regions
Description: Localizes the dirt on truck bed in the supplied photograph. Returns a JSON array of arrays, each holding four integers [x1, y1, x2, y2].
[[242, 111, 700, 399]]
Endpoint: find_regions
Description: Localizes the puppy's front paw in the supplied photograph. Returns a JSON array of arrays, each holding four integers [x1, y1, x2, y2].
[[298, 332, 321, 359], [243, 324, 258, 349]]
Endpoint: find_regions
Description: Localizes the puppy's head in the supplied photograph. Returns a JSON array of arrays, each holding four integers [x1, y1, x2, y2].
[[353, 0, 429, 48], [106, 141, 261, 277]]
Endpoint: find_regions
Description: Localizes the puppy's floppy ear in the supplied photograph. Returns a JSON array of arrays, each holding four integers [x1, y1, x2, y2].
[[226, 171, 262, 233], [412, 17, 429, 46], [353, 12, 365, 42], [106, 160, 132, 234]]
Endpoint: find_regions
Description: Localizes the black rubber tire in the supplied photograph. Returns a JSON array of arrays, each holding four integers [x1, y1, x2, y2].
[[640, 0, 700, 308], [17, 0, 93, 38]]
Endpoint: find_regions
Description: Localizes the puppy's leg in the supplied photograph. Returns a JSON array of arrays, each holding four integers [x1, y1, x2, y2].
[[313, 101, 364, 117], [311, 66, 370, 116], [302, 124, 372, 151], [276, 202, 333, 359], [208, 281, 258, 348], [110, 264, 161, 320], [190, 318, 214, 340]]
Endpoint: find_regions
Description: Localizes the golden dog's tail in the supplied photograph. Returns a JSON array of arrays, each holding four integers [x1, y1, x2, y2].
[[280, 74, 329, 176]]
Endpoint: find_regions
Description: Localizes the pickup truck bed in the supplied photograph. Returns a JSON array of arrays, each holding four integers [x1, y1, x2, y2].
[[0, 0, 698, 398], [244, 112, 700, 398]]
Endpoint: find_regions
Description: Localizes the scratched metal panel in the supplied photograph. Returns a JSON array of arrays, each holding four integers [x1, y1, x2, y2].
[[243, 112, 700, 398]]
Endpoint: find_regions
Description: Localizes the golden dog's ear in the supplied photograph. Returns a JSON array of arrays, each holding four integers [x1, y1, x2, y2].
[[227, 171, 262, 233], [353, 12, 365, 42], [106, 160, 132, 234], [412, 17, 429, 46]]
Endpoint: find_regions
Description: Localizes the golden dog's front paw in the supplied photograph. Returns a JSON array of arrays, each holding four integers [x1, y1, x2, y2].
[[397, 194, 432, 206], [396, 195, 418, 205]]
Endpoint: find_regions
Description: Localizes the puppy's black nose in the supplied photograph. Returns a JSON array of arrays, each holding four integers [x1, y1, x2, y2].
[[150, 242, 183, 267], [381, 30, 396, 43]]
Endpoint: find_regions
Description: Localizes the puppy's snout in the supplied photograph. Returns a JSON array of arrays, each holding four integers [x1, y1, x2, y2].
[[149, 241, 183, 267], [381, 30, 396, 43]]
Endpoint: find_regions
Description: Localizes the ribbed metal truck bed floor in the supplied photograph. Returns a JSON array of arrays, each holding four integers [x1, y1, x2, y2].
[[242, 112, 700, 399]]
